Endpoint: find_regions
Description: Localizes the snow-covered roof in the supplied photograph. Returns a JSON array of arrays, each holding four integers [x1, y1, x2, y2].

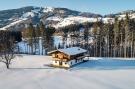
[[48, 47, 87, 56], [59, 47, 87, 55]]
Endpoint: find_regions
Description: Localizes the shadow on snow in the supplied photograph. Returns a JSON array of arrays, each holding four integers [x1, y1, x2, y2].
[[10, 64, 55, 70], [71, 58, 135, 70]]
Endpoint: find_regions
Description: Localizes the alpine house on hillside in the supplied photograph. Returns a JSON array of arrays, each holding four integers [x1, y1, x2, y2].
[[48, 47, 87, 68]]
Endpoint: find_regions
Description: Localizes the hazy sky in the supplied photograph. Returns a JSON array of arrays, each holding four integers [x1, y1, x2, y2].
[[0, 0, 135, 15]]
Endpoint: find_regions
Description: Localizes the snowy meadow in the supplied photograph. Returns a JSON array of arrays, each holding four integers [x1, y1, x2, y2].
[[0, 55, 135, 89]]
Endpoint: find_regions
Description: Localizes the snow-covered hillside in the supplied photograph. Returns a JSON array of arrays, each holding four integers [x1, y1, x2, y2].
[[46, 16, 63, 21], [0, 18, 28, 30], [22, 12, 35, 18], [54, 16, 98, 28], [0, 55, 135, 89], [117, 13, 135, 20], [46, 16, 115, 28], [0, 6, 101, 30], [0, 6, 135, 30]]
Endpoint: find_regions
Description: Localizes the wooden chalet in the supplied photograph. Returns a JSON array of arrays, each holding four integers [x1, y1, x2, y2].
[[48, 47, 87, 68]]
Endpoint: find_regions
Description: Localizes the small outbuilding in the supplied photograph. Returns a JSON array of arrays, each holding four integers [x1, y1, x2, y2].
[[48, 47, 87, 68]]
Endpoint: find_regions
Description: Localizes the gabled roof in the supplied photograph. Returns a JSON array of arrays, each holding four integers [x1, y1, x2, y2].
[[48, 47, 87, 56]]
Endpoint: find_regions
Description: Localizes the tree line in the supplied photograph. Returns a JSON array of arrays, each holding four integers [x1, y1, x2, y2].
[[58, 14, 135, 58], [2, 13, 135, 59], [89, 14, 135, 57], [22, 22, 56, 55]]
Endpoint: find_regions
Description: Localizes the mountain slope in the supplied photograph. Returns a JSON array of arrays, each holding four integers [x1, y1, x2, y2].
[[0, 6, 135, 30], [0, 6, 102, 30]]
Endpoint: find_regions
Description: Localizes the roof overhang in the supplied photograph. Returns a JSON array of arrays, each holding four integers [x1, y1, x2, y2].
[[48, 47, 87, 56]]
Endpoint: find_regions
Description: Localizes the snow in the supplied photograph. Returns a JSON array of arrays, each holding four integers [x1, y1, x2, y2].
[[54, 16, 98, 28], [43, 7, 54, 13], [102, 18, 114, 23], [18, 35, 94, 54], [17, 38, 46, 55], [118, 14, 126, 18], [117, 13, 135, 20], [130, 13, 135, 19], [0, 55, 135, 89], [49, 13, 135, 28], [46, 16, 63, 21], [0, 18, 28, 30], [53, 16, 116, 28], [22, 12, 35, 18], [8, 18, 14, 21], [59, 10, 65, 14], [31, 8, 41, 14], [72, 57, 135, 70], [53, 36, 63, 46], [58, 47, 87, 56]]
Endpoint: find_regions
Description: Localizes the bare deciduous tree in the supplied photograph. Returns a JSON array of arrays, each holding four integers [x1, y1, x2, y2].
[[0, 31, 16, 69]]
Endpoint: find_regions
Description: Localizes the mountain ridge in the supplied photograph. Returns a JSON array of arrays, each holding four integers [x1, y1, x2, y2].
[[0, 6, 135, 30]]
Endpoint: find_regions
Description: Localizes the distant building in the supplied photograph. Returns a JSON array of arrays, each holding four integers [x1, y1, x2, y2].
[[48, 47, 87, 68]]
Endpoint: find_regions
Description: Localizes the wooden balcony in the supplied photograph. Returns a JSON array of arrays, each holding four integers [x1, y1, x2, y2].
[[53, 58, 69, 62], [52, 55, 86, 62]]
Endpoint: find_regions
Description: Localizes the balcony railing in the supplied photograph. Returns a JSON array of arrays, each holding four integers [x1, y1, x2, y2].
[[53, 58, 69, 62]]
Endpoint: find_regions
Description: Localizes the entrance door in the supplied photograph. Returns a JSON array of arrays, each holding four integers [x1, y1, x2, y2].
[[59, 61, 62, 66]]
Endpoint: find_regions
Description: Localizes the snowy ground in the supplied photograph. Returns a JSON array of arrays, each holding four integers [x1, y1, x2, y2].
[[0, 55, 135, 89]]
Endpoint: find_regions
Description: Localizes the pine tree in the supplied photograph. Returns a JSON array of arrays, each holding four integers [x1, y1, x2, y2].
[[27, 23, 35, 54], [124, 13, 130, 57], [92, 22, 98, 57], [39, 21, 46, 55], [113, 17, 120, 57]]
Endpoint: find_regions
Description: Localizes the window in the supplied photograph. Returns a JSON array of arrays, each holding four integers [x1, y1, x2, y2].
[[81, 59, 83, 61], [56, 54, 59, 58], [75, 59, 77, 63]]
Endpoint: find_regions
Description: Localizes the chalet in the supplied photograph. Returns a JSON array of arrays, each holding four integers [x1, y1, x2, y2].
[[48, 47, 87, 68]]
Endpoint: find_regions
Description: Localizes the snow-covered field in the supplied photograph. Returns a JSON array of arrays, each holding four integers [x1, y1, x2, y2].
[[0, 55, 135, 89]]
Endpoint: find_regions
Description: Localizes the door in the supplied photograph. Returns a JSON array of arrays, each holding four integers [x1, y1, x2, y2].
[[59, 61, 62, 66]]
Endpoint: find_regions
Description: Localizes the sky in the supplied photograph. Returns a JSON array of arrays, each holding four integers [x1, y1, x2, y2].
[[0, 0, 135, 15]]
